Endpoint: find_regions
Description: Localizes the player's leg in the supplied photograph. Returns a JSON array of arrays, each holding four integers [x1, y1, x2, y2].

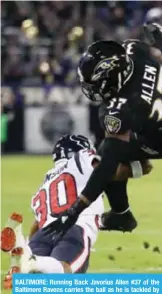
[[21, 225, 90, 274], [99, 131, 162, 232], [100, 180, 138, 232], [3, 248, 24, 289], [98, 134, 155, 232], [21, 229, 64, 273], [29, 229, 53, 256], [98, 137, 139, 231], [51, 225, 90, 273], [1, 213, 25, 289], [104, 180, 129, 213]]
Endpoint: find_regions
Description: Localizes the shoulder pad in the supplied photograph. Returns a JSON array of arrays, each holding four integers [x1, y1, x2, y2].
[[122, 39, 150, 57]]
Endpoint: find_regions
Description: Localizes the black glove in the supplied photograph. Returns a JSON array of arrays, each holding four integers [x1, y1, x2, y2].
[[43, 198, 88, 242], [143, 23, 162, 51], [100, 209, 137, 232]]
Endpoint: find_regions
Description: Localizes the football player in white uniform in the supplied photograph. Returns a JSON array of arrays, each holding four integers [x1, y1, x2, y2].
[[1, 134, 150, 289], [1, 135, 104, 288]]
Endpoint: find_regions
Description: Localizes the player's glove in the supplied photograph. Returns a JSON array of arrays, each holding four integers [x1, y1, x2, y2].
[[143, 23, 162, 51], [42, 198, 87, 243], [100, 209, 137, 232]]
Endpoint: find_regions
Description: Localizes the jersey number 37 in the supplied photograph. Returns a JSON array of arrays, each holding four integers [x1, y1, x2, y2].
[[32, 173, 78, 228]]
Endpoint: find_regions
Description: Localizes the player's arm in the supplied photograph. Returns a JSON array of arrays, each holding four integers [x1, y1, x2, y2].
[[90, 147, 152, 181], [143, 23, 162, 52], [115, 159, 152, 180], [143, 23, 162, 62]]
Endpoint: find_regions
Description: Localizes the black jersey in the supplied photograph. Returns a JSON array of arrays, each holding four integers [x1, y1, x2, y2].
[[99, 40, 162, 152]]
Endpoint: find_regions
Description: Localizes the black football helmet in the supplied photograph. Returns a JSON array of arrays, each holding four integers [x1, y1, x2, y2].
[[52, 134, 95, 162], [78, 40, 133, 102]]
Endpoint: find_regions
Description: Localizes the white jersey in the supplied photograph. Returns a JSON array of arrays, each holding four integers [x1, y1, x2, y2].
[[31, 149, 104, 245]]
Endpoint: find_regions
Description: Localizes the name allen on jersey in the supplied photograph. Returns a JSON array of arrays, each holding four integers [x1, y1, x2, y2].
[[141, 65, 157, 105]]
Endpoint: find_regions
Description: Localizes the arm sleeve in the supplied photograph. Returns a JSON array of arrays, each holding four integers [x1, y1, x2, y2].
[[81, 137, 136, 203]]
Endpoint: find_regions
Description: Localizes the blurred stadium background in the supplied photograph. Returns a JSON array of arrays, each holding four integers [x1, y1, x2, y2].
[[1, 1, 162, 287]]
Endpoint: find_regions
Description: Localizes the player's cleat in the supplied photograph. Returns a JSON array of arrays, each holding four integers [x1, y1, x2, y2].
[[100, 210, 137, 232], [3, 247, 23, 289], [1, 213, 23, 252]]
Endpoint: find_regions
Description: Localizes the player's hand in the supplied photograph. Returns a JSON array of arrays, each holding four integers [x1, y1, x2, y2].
[[100, 209, 137, 232], [42, 209, 78, 242], [43, 198, 88, 242], [140, 160, 153, 175]]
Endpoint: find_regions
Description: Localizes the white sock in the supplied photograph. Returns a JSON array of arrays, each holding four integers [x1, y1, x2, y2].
[[14, 224, 26, 248], [32, 256, 64, 273], [10, 226, 27, 269], [10, 254, 20, 268]]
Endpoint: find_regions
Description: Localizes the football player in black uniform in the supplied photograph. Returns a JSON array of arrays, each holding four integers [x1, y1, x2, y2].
[[43, 23, 162, 240]]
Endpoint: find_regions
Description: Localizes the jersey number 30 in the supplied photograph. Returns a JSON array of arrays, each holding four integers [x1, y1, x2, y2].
[[32, 173, 78, 228]]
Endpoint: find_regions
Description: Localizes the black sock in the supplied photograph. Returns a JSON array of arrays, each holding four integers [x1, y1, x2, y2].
[[104, 180, 129, 213]]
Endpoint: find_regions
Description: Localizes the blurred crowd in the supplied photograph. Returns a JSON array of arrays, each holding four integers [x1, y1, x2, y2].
[[1, 1, 162, 152], [2, 1, 162, 86]]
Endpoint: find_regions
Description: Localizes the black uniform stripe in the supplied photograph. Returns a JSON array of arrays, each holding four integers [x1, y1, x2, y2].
[[74, 152, 83, 174]]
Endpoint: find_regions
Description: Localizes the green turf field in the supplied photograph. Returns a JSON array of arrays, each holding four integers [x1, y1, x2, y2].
[[1, 156, 162, 293]]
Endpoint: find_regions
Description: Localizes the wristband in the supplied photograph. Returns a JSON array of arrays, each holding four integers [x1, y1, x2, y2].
[[130, 161, 143, 178]]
